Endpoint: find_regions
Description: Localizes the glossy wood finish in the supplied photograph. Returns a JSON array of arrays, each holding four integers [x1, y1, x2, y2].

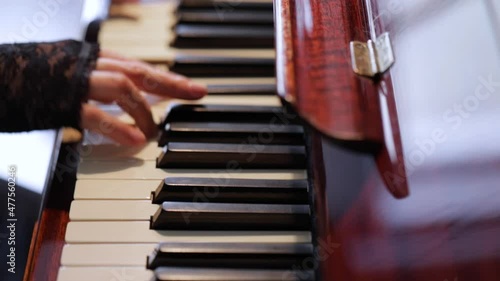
[[275, 0, 382, 142], [275, 0, 409, 198], [312, 133, 500, 281], [309, 0, 500, 280], [28, 144, 79, 281]]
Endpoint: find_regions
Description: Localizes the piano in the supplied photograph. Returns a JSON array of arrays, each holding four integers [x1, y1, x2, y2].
[[2, 0, 500, 280]]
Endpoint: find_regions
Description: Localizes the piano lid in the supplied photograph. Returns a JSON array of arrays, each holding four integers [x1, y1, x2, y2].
[[275, 0, 409, 198], [275, 0, 384, 143]]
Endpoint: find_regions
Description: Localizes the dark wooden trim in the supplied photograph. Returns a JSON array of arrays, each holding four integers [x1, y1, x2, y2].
[[27, 144, 79, 281]]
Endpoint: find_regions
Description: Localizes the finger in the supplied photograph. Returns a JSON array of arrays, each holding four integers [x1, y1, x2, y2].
[[88, 71, 158, 138], [96, 57, 207, 100], [81, 104, 146, 146], [98, 50, 206, 99]]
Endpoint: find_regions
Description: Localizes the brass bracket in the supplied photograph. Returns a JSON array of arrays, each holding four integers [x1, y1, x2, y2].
[[350, 32, 395, 77]]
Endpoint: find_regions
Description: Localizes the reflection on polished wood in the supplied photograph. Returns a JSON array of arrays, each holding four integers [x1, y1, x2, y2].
[[302, 0, 500, 280]]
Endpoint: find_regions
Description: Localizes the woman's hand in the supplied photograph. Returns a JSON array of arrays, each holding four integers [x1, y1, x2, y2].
[[82, 50, 207, 146]]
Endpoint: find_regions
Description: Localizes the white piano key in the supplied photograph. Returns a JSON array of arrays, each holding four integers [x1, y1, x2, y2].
[[65, 221, 311, 244], [155, 267, 311, 281], [102, 2, 276, 62], [107, 1, 176, 20], [57, 267, 153, 281], [75, 171, 308, 200], [81, 142, 159, 161], [61, 244, 155, 266], [172, 49, 276, 60], [77, 160, 307, 181], [74, 179, 157, 200], [70, 200, 156, 221]]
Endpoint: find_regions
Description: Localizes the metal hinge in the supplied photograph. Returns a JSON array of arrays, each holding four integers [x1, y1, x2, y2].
[[350, 32, 395, 77]]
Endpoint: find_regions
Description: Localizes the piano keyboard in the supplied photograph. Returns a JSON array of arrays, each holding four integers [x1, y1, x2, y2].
[[57, 1, 316, 280]]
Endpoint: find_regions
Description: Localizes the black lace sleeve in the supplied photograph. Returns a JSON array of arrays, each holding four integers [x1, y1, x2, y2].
[[0, 40, 99, 132]]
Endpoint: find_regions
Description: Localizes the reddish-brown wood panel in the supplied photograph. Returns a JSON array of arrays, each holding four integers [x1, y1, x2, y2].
[[275, 0, 382, 142], [311, 133, 500, 281], [275, 0, 409, 198]]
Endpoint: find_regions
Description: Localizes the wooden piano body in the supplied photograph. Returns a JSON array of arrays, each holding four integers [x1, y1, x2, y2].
[[3, 0, 498, 280], [276, 0, 500, 280]]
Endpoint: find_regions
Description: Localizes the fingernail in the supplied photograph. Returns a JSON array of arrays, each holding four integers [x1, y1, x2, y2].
[[188, 82, 207, 98], [129, 129, 146, 144]]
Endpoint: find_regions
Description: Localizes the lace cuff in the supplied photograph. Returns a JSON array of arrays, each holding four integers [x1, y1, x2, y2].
[[0, 40, 99, 132]]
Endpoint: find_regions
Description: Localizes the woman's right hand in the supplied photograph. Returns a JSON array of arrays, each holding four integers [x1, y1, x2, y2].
[[82, 50, 207, 146]]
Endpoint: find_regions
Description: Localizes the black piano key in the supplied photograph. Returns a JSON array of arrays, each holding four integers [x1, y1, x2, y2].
[[158, 122, 304, 146], [156, 143, 306, 169], [177, 9, 274, 25], [147, 242, 313, 269], [163, 104, 300, 125], [150, 202, 311, 230], [169, 56, 275, 77], [206, 84, 276, 95], [152, 178, 309, 204], [155, 267, 315, 281], [172, 24, 274, 49], [179, 0, 274, 11]]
